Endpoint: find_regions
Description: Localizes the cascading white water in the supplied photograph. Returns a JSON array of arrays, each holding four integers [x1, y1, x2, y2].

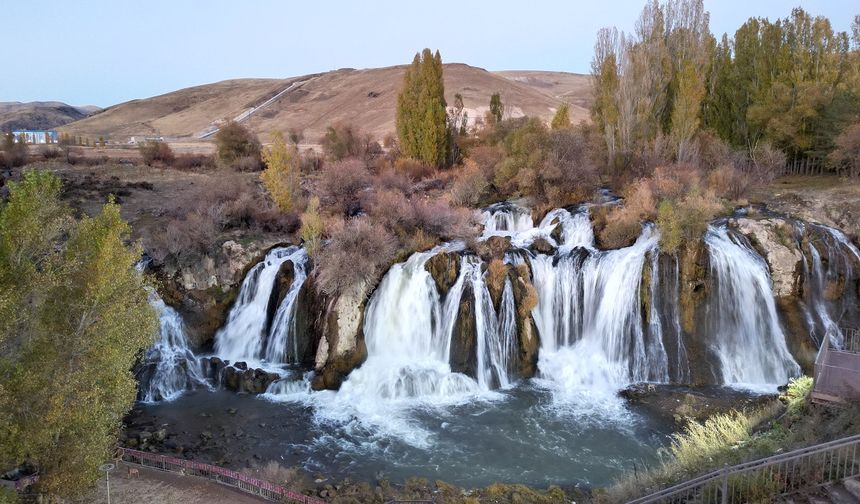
[[338, 243, 479, 403], [481, 203, 534, 238], [704, 225, 800, 387], [265, 248, 309, 363], [214, 246, 307, 365], [138, 292, 208, 402], [464, 258, 518, 390], [798, 223, 860, 349], [532, 225, 668, 394]]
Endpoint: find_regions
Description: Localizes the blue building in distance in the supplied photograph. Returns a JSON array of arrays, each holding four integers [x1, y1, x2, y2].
[[12, 130, 60, 144]]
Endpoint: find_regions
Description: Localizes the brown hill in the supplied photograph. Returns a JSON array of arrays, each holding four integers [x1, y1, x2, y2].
[[61, 64, 592, 145], [0, 101, 100, 132]]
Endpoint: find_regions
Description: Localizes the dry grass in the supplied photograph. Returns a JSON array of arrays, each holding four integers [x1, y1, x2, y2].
[[60, 66, 593, 145], [604, 377, 857, 503]]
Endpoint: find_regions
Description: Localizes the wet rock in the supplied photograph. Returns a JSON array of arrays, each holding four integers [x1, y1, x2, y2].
[[312, 289, 368, 391], [474, 235, 511, 261], [530, 237, 555, 255], [200, 431, 213, 441], [138, 431, 152, 443], [153, 429, 167, 442], [449, 283, 477, 377], [550, 216, 563, 244], [234, 361, 248, 371], [425, 252, 461, 297], [733, 217, 801, 298], [224, 366, 241, 391], [509, 264, 540, 378]]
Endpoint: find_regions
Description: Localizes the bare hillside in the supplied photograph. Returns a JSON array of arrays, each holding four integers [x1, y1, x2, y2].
[[0, 101, 100, 132], [61, 64, 593, 144]]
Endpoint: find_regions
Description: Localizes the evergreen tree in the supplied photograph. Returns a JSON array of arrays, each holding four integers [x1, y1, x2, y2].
[[489, 93, 504, 124], [396, 48, 448, 167]]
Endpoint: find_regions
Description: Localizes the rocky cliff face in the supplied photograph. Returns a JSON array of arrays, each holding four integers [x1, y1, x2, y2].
[[156, 239, 284, 348], [311, 287, 368, 391], [733, 217, 801, 298]]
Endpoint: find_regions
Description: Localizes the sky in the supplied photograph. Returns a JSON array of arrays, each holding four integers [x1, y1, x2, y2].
[[2, 1, 856, 107]]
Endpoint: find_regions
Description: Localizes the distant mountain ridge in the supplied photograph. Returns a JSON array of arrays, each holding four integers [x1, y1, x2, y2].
[[58, 64, 592, 143], [0, 101, 102, 132]]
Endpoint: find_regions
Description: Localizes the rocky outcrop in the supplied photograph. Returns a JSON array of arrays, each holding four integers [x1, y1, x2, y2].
[[733, 217, 801, 298], [509, 264, 540, 378], [473, 235, 511, 261], [425, 252, 460, 297], [312, 287, 368, 391], [155, 238, 285, 348], [199, 357, 281, 394], [678, 240, 719, 386], [449, 283, 478, 377]]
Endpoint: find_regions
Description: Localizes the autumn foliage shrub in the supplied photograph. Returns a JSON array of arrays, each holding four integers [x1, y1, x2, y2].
[[448, 160, 489, 206], [139, 141, 174, 166], [395, 158, 435, 181], [318, 158, 371, 216], [315, 217, 398, 297], [215, 121, 261, 169]]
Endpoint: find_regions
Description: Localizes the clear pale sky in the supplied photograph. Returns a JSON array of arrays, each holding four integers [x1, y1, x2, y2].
[[2, 1, 856, 107]]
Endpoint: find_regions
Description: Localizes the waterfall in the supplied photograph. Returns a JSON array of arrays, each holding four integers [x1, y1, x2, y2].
[[214, 246, 308, 365], [481, 203, 534, 238], [465, 258, 517, 390], [265, 248, 309, 363], [799, 223, 860, 348], [532, 225, 668, 394], [339, 244, 480, 402], [652, 254, 689, 383], [137, 292, 208, 402], [704, 225, 800, 387]]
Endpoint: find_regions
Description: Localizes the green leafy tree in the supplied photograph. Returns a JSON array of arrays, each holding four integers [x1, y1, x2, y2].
[[215, 121, 261, 166], [0, 171, 157, 500], [396, 48, 448, 167], [260, 131, 299, 212], [551, 103, 571, 130]]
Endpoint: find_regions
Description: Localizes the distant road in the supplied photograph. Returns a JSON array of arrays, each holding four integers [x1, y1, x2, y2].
[[196, 78, 311, 139]]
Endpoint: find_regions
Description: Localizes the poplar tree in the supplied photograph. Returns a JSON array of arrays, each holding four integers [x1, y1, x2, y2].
[[0, 171, 157, 499], [396, 48, 448, 167], [489, 93, 504, 124]]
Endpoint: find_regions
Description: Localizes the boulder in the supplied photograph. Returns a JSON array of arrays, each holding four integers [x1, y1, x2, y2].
[[530, 237, 555, 255], [733, 217, 801, 298]]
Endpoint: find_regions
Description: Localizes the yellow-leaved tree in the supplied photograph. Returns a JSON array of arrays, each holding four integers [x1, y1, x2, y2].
[[0, 170, 157, 500], [261, 131, 299, 212]]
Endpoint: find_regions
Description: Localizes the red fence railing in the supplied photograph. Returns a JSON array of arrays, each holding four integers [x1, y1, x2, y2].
[[118, 447, 324, 503]]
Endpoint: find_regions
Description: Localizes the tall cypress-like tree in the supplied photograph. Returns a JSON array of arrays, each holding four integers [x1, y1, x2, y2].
[[396, 49, 448, 167]]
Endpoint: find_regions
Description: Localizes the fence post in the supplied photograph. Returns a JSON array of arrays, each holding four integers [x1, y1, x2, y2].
[[721, 465, 729, 504]]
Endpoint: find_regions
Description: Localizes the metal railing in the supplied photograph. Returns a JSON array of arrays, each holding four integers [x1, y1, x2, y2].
[[813, 327, 860, 403], [627, 434, 860, 503], [843, 327, 860, 354], [118, 448, 323, 503]]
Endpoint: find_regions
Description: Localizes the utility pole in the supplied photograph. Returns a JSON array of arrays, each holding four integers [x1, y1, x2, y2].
[[99, 463, 115, 504]]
